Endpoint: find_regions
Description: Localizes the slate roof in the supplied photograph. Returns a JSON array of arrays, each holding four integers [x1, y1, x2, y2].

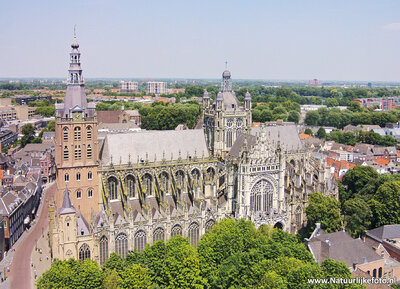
[[366, 225, 400, 243], [251, 125, 303, 151], [101, 129, 209, 165], [59, 187, 76, 215], [308, 231, 382, 267]]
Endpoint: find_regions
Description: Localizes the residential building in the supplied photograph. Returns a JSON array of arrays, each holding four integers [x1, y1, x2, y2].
[[146, 81, 167, 95], [119, 81, 138, 94]]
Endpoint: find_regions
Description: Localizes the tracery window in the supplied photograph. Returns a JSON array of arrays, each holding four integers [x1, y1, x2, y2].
[[250, 179, 274, 213], [188, 222, 200, 247], [160, 172, 168, 194], [108, 177, 118, 200], [206, 167, 215, 181], [205, 220, 215, 232], [192, 169, 200, 184], [143, 174, 152, 196], [171, 225, 182, 237], [226, 130, 233, 148], [126, 175, 135, 198], [74, 127, 81, 141], [63, 127, 68, 142], [176, 171, 184, 188], [115, 233, 128, 258], [153, 227, 165, 242], [295, 206, 302, 228], [99, 236, 108, 265], [134, 230, 146, 253], [78, 243, 90, 261]]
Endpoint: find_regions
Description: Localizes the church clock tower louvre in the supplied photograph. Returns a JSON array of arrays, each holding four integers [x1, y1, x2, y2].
[[54, 29, 100, 222]]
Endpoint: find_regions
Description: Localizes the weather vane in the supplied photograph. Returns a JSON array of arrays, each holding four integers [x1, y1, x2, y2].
[[74, 24, 77, 37], [225, 61, 228, 69]]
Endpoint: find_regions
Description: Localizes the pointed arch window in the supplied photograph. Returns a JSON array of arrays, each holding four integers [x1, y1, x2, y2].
[[108, 177, 118, 200], [87, 144, 92, 159], [88, 189, 93, 198], [63, 127, 69, 142], [63, 146, 69, 160], [76, 172, 81, 181], [99, 236, 108, 265], [64, 173, 69, 182], [176, 171, 184, 188], [296, 206, 302, 229], [192, 169, 200, 184], [115, 233, 128, 258], [79, 243, 90, 261], [250, 179, 274, 213], [74, 127, 81, 141], [88, 171, 92, 180], [160, 172, 168, 195], [205, 220, 215, 232], [134, 230, 146, 253], [153, 227, 165, 242], [143, 174, 152, 196], [86, 126, 92, 140], [171, 225, 182, 237], [76, 190, 81, 199], [226, 130, 233, 148], [188, 222, 200, 247], [126, 175, 135, 198]]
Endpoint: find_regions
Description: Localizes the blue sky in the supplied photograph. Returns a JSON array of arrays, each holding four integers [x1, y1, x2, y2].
[[1, 0, 400, 81]]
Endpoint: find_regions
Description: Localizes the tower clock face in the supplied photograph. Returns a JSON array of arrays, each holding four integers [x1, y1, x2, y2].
[[73, 112, 82, 121]]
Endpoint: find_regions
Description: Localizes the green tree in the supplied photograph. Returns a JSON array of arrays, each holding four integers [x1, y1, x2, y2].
[[343, 197, 372, 237], [348, 101, 363, 112], [304, 111, 320, 126], [103, 253, 124, 272], [306, 192, 343, 233], [37, 259, 78, 289], [341, 166, 379, 203], [259, 271, 287, 289], [21, 123, 36, 147], [316, 127, 326, 139], [304, 128, 313, 136], [287, 111, 300, 123], [372, 181, 400, 227], [326, 98, 339, 107], [119, 264, 151, 289], [103, 270, 121, 289], [47, 120, 55, 131]]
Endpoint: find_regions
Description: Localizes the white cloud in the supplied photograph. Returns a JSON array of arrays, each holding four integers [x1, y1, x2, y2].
[[382, 23, 400, 31]]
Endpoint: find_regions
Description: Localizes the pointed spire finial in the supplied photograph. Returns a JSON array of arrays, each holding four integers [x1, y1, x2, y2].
[[74, 24, 77, 38], [225, 61, 228, 69]]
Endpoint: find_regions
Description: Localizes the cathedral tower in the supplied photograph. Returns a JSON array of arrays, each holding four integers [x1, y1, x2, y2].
[[54, 31, 99, 222], [203, 68, 252, 158]]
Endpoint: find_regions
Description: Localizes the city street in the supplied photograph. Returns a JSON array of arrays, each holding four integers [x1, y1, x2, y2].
[[10, 182, 56, 289]]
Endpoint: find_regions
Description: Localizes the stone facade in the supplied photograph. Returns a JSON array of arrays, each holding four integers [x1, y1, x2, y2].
[[49, 36, 337, 265]]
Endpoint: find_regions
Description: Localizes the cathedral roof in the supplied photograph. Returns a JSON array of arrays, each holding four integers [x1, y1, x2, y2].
[[101, 129, 209, 166], [228, 125, 304, 159], [251, 125, 303, 151]]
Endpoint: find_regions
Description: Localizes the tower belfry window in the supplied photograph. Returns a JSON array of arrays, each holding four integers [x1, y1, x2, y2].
[[87, 144, 92, 159], [74, 127, 81, 141], [63, 146, 69, 160], [63, 127, 68, 141], [74, 145, 81, 160]]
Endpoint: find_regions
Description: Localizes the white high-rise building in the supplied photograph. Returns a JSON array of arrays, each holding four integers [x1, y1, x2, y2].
[[120, 81, 138, 93], [146, 81, 167, 95]]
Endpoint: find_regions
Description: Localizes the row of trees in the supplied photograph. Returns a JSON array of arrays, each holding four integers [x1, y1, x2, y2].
[[251, 101, 300, 123], [37, 219, 361, 289], [305, 104, 400, 128], [305, 166, 400, 238], [309, 127, 398, 147]]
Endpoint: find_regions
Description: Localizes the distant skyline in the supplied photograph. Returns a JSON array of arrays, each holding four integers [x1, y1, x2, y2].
[[1, 0, 400, 81]]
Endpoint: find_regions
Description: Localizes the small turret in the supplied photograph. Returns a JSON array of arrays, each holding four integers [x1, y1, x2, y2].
[[244, 90, 251, 110], [203, 89, 210, 109]]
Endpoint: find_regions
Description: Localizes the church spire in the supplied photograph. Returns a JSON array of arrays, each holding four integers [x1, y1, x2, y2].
[[221, 62, 232, 92], [57, 26, 89, 117]]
